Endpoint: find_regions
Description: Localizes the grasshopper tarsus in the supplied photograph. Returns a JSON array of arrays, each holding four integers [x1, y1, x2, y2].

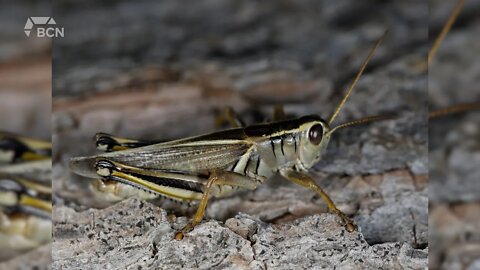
[[335, 211, 357, 232], [174, 231, 185, 240], [174, 222, 196, 240], [345, 223, 357, 233], [332, 207, 357, 232]]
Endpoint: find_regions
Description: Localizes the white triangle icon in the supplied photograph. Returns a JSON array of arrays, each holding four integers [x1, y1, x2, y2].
[[24, 30, 30, 37]]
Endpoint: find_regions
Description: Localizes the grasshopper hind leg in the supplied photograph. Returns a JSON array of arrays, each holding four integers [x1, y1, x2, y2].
[[280, 169, 357, 232], [91, 159, 261, 239]]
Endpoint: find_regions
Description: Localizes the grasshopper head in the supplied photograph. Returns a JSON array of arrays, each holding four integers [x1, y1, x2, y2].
[[296, 114, 394, 171], [296, 116, 332, 171]]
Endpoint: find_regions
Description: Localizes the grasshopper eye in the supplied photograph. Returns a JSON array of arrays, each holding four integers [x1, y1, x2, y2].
[[308, 124, 323, 145]]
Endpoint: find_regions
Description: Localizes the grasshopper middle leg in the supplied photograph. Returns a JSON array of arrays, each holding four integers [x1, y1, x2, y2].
[[280, 169, 357, 232], [174, 172, 218, 240], [174, 170, 262, 240]]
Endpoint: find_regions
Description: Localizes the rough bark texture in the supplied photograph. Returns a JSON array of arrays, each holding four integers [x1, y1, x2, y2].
[[0, 244, 52, 270], [52, 1, 428, 269], [53, 198, 427, 270], [429, 1, 480, 269]]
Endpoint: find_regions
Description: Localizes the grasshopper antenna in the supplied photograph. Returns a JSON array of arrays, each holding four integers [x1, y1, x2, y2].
[[428, 0, 465, 65], [428, 0, 478, 118], [429, 103, 480, 119], [328, 30, 388, 125], [329, 114, 396, 134]]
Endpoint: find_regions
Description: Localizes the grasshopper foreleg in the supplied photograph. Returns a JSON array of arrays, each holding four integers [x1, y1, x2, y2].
[[280, 169, 357, 232]]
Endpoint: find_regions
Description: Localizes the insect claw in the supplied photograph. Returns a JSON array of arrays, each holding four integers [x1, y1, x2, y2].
[[174, 231, 185, 240], [345, 222, 357, 233], [174, 221, 197, 240], [331, 208, 357, 232]]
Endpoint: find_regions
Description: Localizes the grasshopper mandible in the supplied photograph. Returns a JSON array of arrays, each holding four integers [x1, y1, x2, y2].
[[70, 31, 392, 240]]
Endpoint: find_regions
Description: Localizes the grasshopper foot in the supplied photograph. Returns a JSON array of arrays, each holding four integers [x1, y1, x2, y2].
[[174, 223, 195, 240], [174, 231, 186, 240], [333, 209, 357, 232]]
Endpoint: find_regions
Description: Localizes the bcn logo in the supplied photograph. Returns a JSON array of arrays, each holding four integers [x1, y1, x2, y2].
[[24, 17, 64, 38]]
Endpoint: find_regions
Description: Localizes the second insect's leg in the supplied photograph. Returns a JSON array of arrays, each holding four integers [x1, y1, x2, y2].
[[272, 104, 286, 121], [214, 107, 245, 128]]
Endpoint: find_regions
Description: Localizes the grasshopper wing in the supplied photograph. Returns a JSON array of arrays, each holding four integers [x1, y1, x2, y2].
[[70, 130, 253, 179]]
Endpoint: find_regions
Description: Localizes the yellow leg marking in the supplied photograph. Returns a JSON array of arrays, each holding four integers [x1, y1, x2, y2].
[[110, 170, 203, 201], [20, 152, 49, 161], [19, 195, 52, 213], [281, 169, 356, 232]]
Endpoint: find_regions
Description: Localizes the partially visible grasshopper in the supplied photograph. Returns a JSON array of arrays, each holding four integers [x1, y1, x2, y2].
[[71, 31, 393, 240], [0, 133, 52, 255], [0, 132, 52, 164]]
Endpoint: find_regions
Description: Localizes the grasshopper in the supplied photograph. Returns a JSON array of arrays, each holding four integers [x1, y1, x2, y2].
[[0, 134, 52, 255], [0, 132, 52, 164], [70, 31, 393, 240], [0, 173, 52, 219]]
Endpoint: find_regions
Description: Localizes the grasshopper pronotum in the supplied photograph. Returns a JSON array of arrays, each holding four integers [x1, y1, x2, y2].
[[70, 31, 393, 240]]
